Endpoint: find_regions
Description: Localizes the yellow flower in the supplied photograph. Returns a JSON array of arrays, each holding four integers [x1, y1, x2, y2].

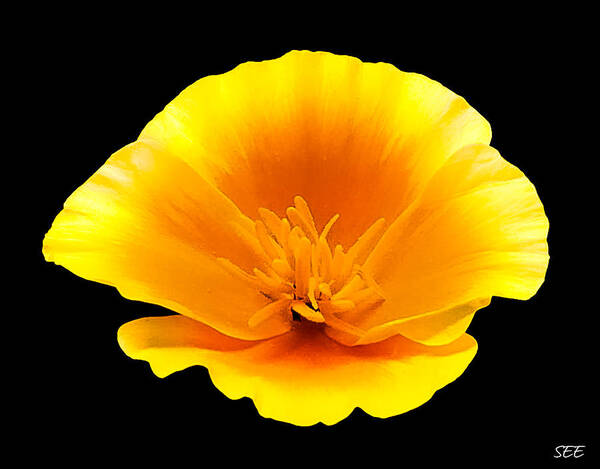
[[43, 50, 549, 426]]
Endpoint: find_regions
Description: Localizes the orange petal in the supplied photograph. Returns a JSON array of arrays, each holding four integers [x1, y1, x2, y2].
[[43, 140, 290, 340], [140, 50, 491, 249], [340, 144, 549, 345], [355, 298, 491, 346], [118, 316, 478, 426]]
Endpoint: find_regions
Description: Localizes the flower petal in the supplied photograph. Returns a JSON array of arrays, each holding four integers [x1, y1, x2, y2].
[[118, 315, 478, 426], [139, 50, 491, 248], [336, 144, 549, 346], [43, 140, 290, 340]]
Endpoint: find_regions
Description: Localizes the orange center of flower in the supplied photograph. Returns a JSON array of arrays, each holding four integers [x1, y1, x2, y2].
[[244, 196, 386, 336]]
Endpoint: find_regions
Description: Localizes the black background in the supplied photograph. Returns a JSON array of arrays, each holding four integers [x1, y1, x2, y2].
[[27, 12, 593, 466]]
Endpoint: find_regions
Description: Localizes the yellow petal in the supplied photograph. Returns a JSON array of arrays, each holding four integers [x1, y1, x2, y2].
[[140, 50, 491, 250], [43, 140, 290, 340], [118, 315, 478, 426], [339, 144, 549, 345]]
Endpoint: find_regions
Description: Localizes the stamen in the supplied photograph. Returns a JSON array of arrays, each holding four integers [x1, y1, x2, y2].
[[330, 245, 345, 284], [343, 286, 380, 305], [307, 277, 319, 310], [258, 208, 292, 256], [272, 258, 294, 281], [294, 237, 312, 298], [293, 195, 319, 241], [279, 218, 291, 252], [253, 267, 283, 291], [332, 275, 364, 301], [318, 282, 332, 299], [216, 257, 260, 287], [317, 238, 333, 280], [357, 268, 387, 300], [321, 307, 366, 338], [339, 251, 357, 287], [228, 222, 272, 267], [287, 225, 306, 257], [286, 207, 318, 243], [346, 218, 386, 264], [328, 299, 356, 312], [291, 301, 325, 323], [248, 298, 291, 328], [248, 197, 387, 333], [255, 220, 281, 260], [320, 213, 340, 240], [258, 208, 283, 238], [311, 244, 320, 278]]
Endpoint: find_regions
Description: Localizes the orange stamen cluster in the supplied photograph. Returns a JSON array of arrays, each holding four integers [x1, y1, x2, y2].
[[244, 196, 386, 335]]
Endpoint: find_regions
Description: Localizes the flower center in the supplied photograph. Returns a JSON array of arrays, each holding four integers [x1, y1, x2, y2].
[[245, 196, 386, 335]]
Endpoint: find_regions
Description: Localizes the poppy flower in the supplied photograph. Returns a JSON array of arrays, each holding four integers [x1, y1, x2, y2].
[[43, 50, 549, 426]]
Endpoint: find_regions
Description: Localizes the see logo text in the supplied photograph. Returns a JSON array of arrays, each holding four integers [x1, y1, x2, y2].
[[554, 445, 585, 459]]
